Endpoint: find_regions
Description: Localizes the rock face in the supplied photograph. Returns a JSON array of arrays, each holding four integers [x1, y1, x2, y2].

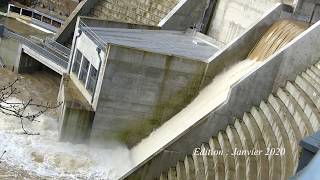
[[158, 61, 320, 180], [90, 0, 181, 25]]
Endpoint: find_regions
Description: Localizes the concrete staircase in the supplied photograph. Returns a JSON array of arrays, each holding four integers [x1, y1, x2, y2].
[[157, 61, 320, 180], [90, 0, 180, 25]]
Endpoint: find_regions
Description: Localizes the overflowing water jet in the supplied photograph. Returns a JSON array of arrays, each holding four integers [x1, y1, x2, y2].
[[248, 19, 308, 61]]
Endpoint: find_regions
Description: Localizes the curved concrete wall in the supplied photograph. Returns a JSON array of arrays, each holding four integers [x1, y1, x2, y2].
[[157, 65, 320, 179]]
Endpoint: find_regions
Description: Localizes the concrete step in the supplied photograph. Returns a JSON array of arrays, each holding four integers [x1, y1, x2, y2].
[[295, 75, 320, 109], [184, 156, 196, 180], [200, 143, 215, 180], [314, 62, 320, 71], [192, 148, 206, 180], [225, 126, 246, 180], [168, 168, 178, 180], [217, 131, 235, 180], [268, 94, 301, 163], [157, 63, 320, 180], [250, 107, 281, 179], [160, 173, 168, 180], [277, 88, 314, 136], [208, 137, 225, 180], [260, 101, 294, 180], [234, 119, 257, 180], [176, 161, 187, 180], [301, 72, 320, 94], [310, 65, 320, 78], [242, 112, 269, 180], [285, 81, 320, 130], [306, 68, 320, 84]]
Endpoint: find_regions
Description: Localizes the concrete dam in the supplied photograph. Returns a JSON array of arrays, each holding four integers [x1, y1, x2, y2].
[[121, 2, 320, 180], [151, 20, 313, 179], [125, 17, 312, 179], [1, 0, 320, 179]]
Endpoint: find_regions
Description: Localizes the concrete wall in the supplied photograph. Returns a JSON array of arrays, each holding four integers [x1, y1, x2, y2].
[[0, 36, 20, 69], [202, 4, 292, 87], [80, 16, 160, 30], [0, 25, 4, 36], [16, 51, 43, 73], [91, 0, 180, 26], [207, 0, 295, 45], [67, 17, 160, 110], [58, 76, 95, 143], [55, 0, 99, 44], [56, 0, 178, 44], [294, 0, 320, 24], [273, 18, 320, 89], [160, 0, 214, 32], [91, 45, 207, 147]]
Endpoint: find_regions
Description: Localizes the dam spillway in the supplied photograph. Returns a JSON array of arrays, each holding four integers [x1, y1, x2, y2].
[[248, 19, 308, 61], [157, 61, 320, 180], [130, 18, 308, 170], [1, 1, 320, 179], [143, 20, 313, 179]]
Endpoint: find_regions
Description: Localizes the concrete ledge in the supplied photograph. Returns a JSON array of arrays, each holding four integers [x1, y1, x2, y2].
[[79, 16, 159, 30], [201, 3, 291, 88], [160, 0, 214, 32]]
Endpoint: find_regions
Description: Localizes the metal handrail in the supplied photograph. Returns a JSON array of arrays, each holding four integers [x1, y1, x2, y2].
[[3, 29, 69, 69], [45, 37, 71, 57], [78, 20, 106, 47]]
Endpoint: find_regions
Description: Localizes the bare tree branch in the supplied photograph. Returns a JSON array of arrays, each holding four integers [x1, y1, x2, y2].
[[0, 151, 6, 163], [0, 78, 61, 135]]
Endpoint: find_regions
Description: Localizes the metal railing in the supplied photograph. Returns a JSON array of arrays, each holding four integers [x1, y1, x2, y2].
[[78, 20, 106, 48], [3, 29, 69, 69], [44, 37, 71, 57]]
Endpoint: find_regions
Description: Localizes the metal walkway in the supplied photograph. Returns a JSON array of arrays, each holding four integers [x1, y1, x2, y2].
[[3, 28, 70, 75]]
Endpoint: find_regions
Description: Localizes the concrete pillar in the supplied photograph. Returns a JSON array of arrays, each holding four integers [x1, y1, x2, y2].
[[0, 25, 4, 37], [15, 50, 43, 73], [58, 75, 95, 143], [59, 104, 95, 143]]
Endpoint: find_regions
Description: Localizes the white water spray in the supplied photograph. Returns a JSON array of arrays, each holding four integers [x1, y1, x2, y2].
[[0, 96, 132, 179]]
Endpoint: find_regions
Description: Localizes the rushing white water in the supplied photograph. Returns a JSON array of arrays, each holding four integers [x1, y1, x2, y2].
[[0, 98, 133, 179], [0, 69, 132, 179], [131, 59, 261, 165]]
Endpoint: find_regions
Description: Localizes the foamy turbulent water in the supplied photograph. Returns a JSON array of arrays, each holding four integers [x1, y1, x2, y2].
[[0, 69, 132, 179]]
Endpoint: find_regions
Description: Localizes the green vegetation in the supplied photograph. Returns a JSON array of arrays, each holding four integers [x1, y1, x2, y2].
[[117, 61, 207, 147]]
